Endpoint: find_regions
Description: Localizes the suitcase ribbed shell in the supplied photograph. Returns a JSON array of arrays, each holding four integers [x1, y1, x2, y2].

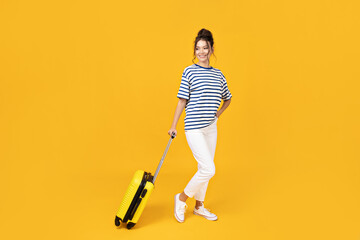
[[116, 170, 144, 219]]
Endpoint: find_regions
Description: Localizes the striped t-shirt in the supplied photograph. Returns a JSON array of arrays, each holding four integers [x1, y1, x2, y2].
[[177, 64, 232, 131]]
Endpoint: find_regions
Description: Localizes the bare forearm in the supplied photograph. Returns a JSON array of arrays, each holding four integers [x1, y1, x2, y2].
[[216, 98, 231, 118], [171, 99, 187, 128]]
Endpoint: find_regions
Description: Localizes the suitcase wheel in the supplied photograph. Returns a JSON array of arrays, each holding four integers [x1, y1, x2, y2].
[[127, 222, 135, 229], [115, 216, 121, 227]]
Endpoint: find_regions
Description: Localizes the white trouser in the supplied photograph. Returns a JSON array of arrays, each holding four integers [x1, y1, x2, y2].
[[183, 117, 218, 201]]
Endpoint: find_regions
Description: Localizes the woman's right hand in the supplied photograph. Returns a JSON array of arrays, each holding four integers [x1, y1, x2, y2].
[[168, 128, 177, 137]]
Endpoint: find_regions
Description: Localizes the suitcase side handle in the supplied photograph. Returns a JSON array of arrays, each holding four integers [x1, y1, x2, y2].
[[152, 133, 175, 184]]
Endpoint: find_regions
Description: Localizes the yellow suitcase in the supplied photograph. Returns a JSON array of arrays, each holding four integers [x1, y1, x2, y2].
[[115, 134, 175, 229]]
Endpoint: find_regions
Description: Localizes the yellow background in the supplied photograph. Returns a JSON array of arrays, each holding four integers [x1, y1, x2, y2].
[[1, 0, 359, 239]]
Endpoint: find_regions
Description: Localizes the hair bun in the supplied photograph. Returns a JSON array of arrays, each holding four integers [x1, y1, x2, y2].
[[197, 28, 213, 39]]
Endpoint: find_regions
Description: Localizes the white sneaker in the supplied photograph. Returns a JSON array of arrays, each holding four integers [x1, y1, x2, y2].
[[174, 193, 187, 223], [193, 205, 218, 221]]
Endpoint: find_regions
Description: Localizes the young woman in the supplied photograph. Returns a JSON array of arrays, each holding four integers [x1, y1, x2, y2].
[[168, 28, 232, 223]]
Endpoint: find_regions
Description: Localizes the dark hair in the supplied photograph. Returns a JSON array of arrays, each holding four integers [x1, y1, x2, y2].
[[192, 28, 217, 64]]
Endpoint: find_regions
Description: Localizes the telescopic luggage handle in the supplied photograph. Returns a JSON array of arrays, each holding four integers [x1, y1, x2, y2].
[[152, 133, 175, 184]]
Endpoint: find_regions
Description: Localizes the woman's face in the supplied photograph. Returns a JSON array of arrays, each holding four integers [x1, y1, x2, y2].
[[195, 40, 212, 64]]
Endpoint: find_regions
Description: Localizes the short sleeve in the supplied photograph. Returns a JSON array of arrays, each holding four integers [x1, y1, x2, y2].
[[177, 70, 190, 100], [221, 72, 232, 100]]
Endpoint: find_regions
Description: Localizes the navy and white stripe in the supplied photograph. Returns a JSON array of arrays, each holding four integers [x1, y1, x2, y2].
[[177, 64, 232, 131]]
